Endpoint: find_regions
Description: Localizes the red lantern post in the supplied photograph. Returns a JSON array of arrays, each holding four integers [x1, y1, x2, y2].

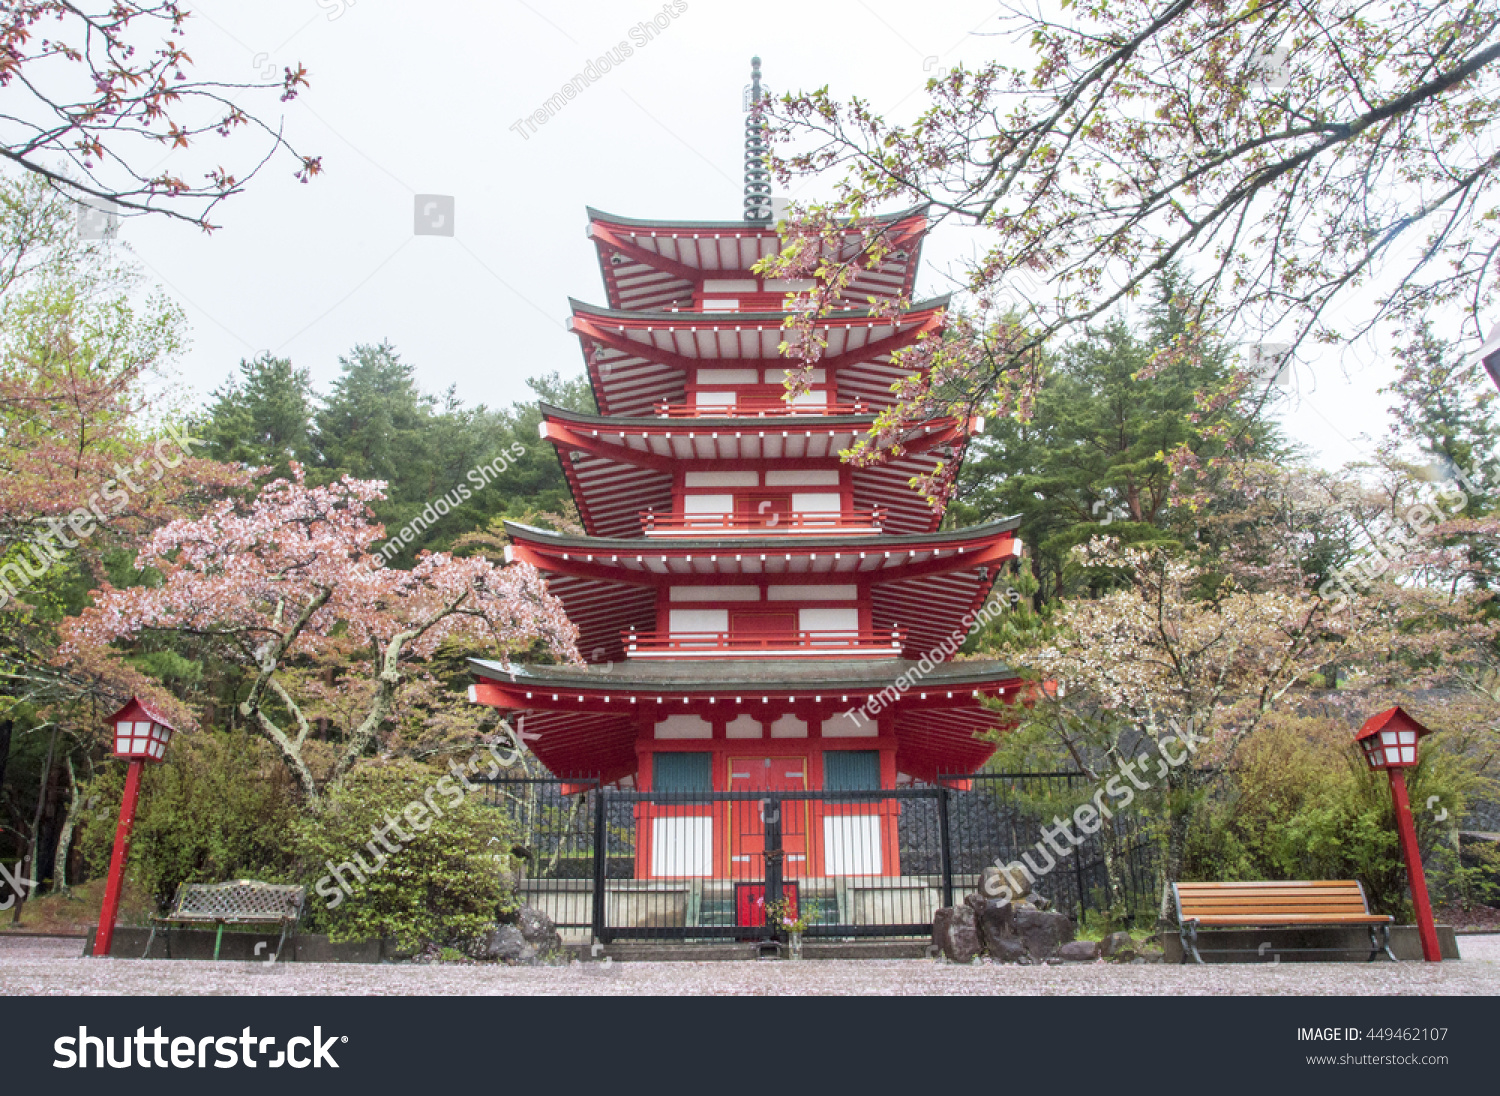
[[1354, 706, 1442, 962], [92, 698, 176, 958]]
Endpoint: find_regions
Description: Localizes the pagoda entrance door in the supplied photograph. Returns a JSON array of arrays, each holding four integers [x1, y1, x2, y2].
[[728, 756, 808, 884]]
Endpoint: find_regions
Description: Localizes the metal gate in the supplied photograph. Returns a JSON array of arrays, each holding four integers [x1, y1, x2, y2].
[[480, 774, 1161, 943]]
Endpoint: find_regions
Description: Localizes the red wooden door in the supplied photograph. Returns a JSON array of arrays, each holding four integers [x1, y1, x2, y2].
[[728, 756, 808, 881], [729, 610, 797, 651]]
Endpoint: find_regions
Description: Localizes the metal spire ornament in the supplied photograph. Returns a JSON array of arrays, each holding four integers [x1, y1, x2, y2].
[[743, 56, 773, 224]]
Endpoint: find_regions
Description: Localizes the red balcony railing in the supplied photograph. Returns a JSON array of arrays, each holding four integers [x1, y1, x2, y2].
[[623, 628, 906, 659], [640, 509, 885, 536], [652, 399, 868, 418]]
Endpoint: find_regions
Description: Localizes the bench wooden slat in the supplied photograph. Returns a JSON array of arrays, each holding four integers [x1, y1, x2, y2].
[[1191, 914, 1393, 925], [1172, 879, 1396, 963]]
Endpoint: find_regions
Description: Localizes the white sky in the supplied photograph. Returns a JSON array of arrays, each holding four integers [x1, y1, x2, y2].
[[106, 0, 1406, 471]]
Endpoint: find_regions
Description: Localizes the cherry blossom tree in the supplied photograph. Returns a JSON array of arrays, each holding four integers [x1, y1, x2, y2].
[[1, 2, 320, 230], [1011, 536, 1345, 894], [60, 467, 579, 805], [760, 0, 1500, 498]]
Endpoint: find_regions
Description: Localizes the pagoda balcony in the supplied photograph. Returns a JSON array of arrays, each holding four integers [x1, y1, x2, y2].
[[651, 399, 870, 418], [622, 627, 906, 659], [640, 509, 886, 537]]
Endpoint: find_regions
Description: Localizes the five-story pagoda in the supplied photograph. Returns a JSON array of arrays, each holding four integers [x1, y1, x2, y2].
[[469, 61, 1026, 883]]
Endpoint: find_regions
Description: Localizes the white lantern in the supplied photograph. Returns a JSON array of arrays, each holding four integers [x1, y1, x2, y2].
[[106, 697, 177, 763]]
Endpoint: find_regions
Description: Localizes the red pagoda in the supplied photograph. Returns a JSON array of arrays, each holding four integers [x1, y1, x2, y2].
[[469, 60, 1025, 887]]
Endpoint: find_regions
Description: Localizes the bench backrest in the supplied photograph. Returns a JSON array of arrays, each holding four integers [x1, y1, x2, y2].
[[169, 880, 305, 921], [1174, 880, 1372, 922]]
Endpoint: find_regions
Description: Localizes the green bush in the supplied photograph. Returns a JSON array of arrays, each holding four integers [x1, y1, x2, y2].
[[76, 730, 299, 913], [1184, 714, 1490, 917], [294, 759, 516, 949]]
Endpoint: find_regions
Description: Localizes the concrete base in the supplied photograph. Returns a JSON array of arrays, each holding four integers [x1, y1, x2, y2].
[[85, 925, 408, 963], [1160, 924, 1462, 963], [566, 940, 928, 962]]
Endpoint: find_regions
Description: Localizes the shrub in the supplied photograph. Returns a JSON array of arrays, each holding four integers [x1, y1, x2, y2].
[[76, 731, 299, 913], [1184, 713, 1490, 916], [294, 759, 516, 950]]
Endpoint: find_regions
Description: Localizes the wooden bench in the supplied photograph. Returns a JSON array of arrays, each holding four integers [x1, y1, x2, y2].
[[144, 880, 305, 961], [1172, 880, 1396, 964]]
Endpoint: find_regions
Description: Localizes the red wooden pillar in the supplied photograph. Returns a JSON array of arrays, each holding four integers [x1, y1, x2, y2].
[[93, 758, 145, 958], [1388, 768, 1442, 962]]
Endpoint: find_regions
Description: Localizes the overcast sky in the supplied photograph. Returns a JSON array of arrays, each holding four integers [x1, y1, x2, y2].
[[106, 0, 1405, 471]]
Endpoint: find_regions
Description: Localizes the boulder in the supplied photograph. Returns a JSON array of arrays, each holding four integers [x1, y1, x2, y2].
[[512, 904, 563, 955], [976, 899, 1015, 955], [986, 937, 1030, 964], [1013, 907, 1074, 960], [981, 864, 1032, 900], [465, 924, 535, 963], [1057, 939, 1099, 962], [932, 905, 982, 963], [1100, 931, 1135, 959]]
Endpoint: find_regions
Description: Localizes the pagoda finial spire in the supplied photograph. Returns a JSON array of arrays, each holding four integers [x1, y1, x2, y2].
[[743, 56, 773, 224]]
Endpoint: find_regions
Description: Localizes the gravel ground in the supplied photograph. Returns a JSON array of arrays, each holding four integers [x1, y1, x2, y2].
[[2, 934, 1496, 995]]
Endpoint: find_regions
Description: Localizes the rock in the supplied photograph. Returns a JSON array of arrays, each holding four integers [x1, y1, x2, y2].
[[976, 899, 1016, 955], [464, 923, 535, 963], [1013, 907, 1074, 960], [963, 893, 988, 917], [1100, 931, 1135, 959], [1030, 894, 1052, 911], [1057, 939, 1099, 961], [986, 937, 1029, 964], [981, 864, 1032, 900], [1135, 946, 1165, 964], [1130, 956, 1147, 965], [1044, 957, 1063, 966], [512, 904, 563, 955], [932, 905, 982, 963]]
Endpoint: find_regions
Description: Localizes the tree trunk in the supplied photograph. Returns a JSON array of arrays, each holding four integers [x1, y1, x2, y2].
[[12, 725, 57, 922], [0, 718, 13, 816], [53, 757, 80, 894]]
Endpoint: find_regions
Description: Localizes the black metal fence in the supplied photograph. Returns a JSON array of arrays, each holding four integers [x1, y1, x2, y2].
[[478, 772, 1163, 943]]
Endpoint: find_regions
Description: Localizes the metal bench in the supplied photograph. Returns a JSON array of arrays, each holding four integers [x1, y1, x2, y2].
[[1173, 880, 1396, 964], [144, 880, 305, 961]]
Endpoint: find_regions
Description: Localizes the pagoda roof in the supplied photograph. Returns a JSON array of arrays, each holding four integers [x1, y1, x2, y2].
[[537, 402, 971, 539], [472, 654, 1017, 692], [503, 518, 1021, 664], [584, 203, 932, 233], [570, 297, 949, 418], [469, 654, 1021, 784], [585, 205, 931, 312]]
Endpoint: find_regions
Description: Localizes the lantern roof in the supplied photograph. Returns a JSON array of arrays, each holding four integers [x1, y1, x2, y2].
[[1354, 705, 1434, 745], [105, 695, 178, 732]]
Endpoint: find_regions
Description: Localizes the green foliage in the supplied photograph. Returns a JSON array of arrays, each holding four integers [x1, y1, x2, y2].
[[1183, 715, 1491, 917], [76, 731, 299, 913], [949, 271, 1283, 604], [198, 353, 316, 475], [293, 759, 515, 949]]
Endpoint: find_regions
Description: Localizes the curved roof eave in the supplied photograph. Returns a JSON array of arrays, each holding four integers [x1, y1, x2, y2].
[[568, 294, 951, 323], [501, 513, 1022, 551], [584, 203, 932, 232]]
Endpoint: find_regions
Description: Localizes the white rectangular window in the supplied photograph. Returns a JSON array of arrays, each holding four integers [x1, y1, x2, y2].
[[652, 817, 713, 877]]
